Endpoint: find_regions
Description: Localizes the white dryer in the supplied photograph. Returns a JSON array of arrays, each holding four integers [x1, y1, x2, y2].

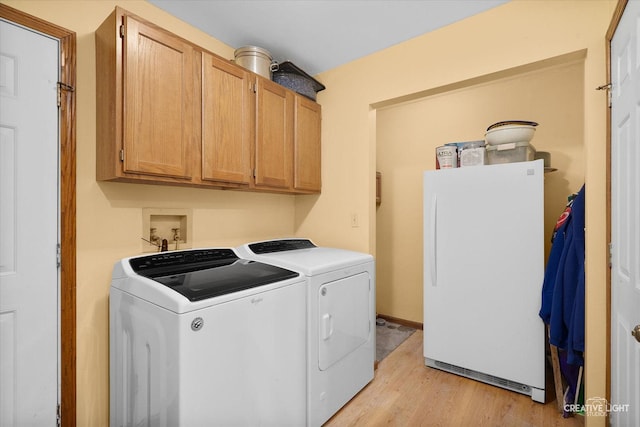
[[109, 248, 307, 427], [236, 239, 375, 427]]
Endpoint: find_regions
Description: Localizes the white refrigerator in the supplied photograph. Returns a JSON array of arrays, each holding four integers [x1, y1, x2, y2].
[[423, 159, 546, 402]]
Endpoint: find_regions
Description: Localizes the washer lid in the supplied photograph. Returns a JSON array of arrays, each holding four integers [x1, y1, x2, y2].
[[130, 249, 299, 301]]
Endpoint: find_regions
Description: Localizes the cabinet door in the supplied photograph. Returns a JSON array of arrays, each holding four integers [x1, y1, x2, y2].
[[293, 96, 321, 192], [122, 15, 195, 178], [255, 78, 293, 190], [201, 53, 251, 184]]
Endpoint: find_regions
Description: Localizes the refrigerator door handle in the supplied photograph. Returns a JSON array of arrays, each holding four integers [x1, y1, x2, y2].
[[429, 194, 437, 286]]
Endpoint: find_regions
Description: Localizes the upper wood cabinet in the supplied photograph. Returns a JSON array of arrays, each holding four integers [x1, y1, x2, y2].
[[254, 78, 294, 191], [293, 95, 322, 192], [201, 52, 252, 185], [96, 7, 321, 194], [96, 8, 197, 183]]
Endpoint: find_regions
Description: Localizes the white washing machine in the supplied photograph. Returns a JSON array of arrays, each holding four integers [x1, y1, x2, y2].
[[236, 239, 375, 427], [109, 248, 307, 427]]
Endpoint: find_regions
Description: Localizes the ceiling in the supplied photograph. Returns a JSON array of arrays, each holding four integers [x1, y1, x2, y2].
[[148, 0, 509, 76]]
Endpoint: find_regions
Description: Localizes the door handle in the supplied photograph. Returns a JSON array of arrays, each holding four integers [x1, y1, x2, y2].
[[429, 194, 437, 286], [632, 325, 640, 343], [322, 313, 333, 340]]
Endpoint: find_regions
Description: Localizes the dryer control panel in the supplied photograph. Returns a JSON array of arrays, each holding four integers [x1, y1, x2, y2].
[[249, 239, 316, 254]]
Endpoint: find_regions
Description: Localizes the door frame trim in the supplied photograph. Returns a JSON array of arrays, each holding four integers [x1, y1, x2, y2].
[[0, 4, 77, 426]]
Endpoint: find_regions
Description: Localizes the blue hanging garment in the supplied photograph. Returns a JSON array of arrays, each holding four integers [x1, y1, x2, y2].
[[540, 184, 585, 366]]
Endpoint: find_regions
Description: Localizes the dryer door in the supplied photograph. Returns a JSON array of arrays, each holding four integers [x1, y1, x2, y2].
[[318, 272, 371, 371]]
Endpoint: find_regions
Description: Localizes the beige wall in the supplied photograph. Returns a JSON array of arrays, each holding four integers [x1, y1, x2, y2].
[[376, 57, 586, 322], [307, 1, 614, 426], [3, 1, 616, 426], [4, 0, 299, 425]]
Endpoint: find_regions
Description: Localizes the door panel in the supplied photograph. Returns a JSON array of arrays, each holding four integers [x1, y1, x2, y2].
[[318, 273, 371, 371], [611, 1, 640, 424], [293, 96, 321, 192], [0, 19, 59, 425], [202, 53, 251, 184], [123, 15, 194, 178], [255, 79, 293, 189]]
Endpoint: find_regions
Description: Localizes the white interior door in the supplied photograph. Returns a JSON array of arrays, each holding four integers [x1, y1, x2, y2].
[[0, 19, 60, 425], [610, 1, 640, 425]]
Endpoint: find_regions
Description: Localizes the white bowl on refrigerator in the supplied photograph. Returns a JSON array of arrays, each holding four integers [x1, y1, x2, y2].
[[485, 124, 536, 145]]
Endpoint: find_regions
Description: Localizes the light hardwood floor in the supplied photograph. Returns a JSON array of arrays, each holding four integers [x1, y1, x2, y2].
[[325, 331, 584, 427]]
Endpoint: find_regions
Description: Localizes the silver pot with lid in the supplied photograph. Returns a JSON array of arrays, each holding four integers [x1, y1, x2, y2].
[[233, 45, 277, 79]]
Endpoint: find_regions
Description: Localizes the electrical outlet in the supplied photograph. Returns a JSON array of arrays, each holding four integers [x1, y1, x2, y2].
[[351, 213, 359, 228]]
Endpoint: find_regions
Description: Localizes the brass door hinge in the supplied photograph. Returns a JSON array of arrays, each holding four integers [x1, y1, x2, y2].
[[608, 242, 613, 268], [56, 82, 74, 108], [596, 82, 612, 108]]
